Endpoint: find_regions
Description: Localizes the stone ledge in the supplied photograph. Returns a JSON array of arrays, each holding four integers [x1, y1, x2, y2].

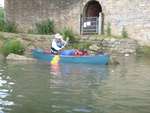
[[6, 53, 36, 61]]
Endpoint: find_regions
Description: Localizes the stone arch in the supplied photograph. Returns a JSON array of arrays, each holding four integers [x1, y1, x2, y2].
[[81, 0, 104, 34], [83, 0, 102, 17]]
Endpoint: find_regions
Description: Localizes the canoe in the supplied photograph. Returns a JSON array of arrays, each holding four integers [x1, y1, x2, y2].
[[32, 49, 109, 65]]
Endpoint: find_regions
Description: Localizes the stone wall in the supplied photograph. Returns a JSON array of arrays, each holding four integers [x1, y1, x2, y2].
[[5, 0, 150, 45], [88, 38, 138, 54], [5, 0, 81, 33], [101, 0, 150, 45]]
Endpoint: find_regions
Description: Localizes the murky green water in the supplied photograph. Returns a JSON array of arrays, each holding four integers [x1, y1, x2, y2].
[[0, 55, 150, 113]]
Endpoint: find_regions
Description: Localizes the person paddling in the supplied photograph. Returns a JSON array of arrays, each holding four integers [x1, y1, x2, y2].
[[51, 33, 68, 55]]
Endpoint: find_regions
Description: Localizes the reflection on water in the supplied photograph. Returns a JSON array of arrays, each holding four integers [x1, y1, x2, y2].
[[0, 55, 150, 113], [50, 64, 61, 76], [0, 67, 14, 113], [49, 64, 108, 113]]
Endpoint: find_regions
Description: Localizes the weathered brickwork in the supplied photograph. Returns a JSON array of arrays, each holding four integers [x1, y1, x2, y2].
[[5, 0, 82, 33], [102, 0, 150, 45], [5, 0, 150, 44]]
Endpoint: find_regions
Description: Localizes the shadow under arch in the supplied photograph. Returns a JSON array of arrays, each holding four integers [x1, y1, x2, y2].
[[83, 0, 102, 17]]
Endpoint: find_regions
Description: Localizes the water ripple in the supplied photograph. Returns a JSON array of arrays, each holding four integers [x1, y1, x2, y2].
[[0, 69, 14, 113], [72, 107, 92, 113], [0, 56, 150, 113]]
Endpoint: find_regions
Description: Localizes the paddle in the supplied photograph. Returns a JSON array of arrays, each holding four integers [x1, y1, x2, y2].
[[51, 55, 60, 64], [50, 37, 69, 65]]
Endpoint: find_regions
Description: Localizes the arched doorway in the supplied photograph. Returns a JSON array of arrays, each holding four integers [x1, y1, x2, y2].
[[81, 0, 103, 35]]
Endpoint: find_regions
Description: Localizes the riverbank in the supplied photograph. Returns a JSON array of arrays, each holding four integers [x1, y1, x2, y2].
[[0, 32, 139, 56]]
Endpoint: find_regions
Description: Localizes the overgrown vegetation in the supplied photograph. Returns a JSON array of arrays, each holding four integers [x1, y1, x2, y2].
[[60, 27, 76, 42], [0, 38, 25, 56], [0, 7, 17, 33], [0, 7, 4, 31], [59, 27, 88, 50], [3, 21, 17, 33], [106, 22, 111, 36], [34, 19, 54, 35], [121, 26, 128, 38], [94, 23, 129, 39], [70, 42, 91, 50]]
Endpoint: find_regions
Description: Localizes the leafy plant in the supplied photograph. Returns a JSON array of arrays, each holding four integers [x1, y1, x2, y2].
[[1, 38, 25, 56], [3, 21, 17, 33], [106, 22, 111, 36], [121, 26, 128, 38], [70, 42, 91, 50], [0, 7, 17, 33], [35, 19, 54, 34], [60, 27, 76, 42], [0, 7, 5, 31]]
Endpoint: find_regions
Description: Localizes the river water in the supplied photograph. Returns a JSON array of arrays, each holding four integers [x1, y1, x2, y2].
[[0, 55, 150, 113]]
